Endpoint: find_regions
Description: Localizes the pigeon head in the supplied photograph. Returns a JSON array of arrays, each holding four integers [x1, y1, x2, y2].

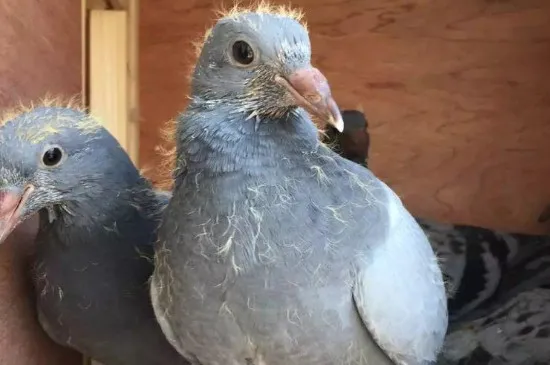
[[0, 101, 139, 244], [190, 4, 343, 131]]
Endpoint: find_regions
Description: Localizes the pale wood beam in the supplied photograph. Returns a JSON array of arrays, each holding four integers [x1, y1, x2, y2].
[[81, 1, 140, 364], [83, 0, 139, 164], [89, 9, 130, 153]]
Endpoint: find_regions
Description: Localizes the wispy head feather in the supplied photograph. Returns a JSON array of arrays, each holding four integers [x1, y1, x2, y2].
[[0, 94, 85, 128], [191, 1, 306, 62], [149, 118, 177, 191], [0, 94, 103, 144], [216, 1, 305, 23]]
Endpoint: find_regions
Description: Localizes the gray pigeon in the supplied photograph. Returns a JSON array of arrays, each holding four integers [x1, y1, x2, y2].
[[439, 287, 550, 365], [327, 109, 550, 323], [0, 102, 189, 365], [151, 6, 448, 365]]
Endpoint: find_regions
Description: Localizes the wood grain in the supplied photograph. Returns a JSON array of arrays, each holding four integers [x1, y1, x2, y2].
[[89, 10, 131, 157], [139, 0, 550, 233], [0, 0, 81, 105], [0, 0, 82, 363], [127, 0, 141, 164]]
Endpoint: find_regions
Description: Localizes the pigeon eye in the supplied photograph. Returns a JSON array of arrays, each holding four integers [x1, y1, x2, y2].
[[42, 146, 64, 167], [231, 40, 255, 66]]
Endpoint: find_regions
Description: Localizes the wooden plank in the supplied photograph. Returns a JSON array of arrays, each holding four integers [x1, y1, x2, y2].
[[81, 0, 88, 105], [127, 0, 140, 164], [89, 10, 131, 154]]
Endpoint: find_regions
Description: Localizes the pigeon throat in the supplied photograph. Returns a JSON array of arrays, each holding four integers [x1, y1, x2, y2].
[[178, 103, 321, 174], [42, 178, 154, 236]]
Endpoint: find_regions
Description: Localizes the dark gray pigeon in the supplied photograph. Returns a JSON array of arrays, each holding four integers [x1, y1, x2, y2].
[[324, 109, 370, 166], [439, 287, 550, 365], [327, 108, 550, 323], [151, 6, 448, 365], [0, 102, 189, 365]]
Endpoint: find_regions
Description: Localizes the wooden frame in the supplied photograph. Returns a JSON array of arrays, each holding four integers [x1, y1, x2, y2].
[[80, 2, 139, 363], [82, 0, 139, 164]]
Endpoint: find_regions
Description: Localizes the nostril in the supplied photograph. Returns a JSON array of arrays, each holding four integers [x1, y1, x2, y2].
[[305, 94, 322, 104]]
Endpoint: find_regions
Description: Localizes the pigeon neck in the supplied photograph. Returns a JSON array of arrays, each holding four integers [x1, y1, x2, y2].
[[176, 101, 320, 175], [39, 177, 155, 242]]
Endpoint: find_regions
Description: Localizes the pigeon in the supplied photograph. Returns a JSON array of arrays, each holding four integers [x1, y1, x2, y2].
[[0, 101, 189, 365], [439, 287, 550, 365], [325, 109, 550, 323], [151, 5, 448, 365]]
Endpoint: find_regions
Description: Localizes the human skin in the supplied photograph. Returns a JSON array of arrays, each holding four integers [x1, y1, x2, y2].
[[0, 215, 82, 365]]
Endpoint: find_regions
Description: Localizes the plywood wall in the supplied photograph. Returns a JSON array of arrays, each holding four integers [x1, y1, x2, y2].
[[0, 1, 81, 105], [140, 0, 550, 234], [0, 1, 83, 364]]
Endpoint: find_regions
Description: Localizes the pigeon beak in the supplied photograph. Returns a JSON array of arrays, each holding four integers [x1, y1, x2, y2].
[[0, 185, 35, 245], [275, 67, 344, 132]]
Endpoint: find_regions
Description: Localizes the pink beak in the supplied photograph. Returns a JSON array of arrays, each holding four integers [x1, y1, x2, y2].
[[0, 185, 34, 244], [275, 67, 344, 132]]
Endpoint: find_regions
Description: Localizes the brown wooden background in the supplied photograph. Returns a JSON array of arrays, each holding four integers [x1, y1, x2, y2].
[[0, 0, 547, 361], [140, 0, 550, 234], [0, 1, 82, 364]]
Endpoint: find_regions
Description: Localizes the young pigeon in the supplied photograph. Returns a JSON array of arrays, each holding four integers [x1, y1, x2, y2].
[[0, 101, 189, 365], [151, 5, 448, 365], [325, 109, 550, 323]]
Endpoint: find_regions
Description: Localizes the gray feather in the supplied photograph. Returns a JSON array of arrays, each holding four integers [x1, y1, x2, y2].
[[152, 11, 447, 365]]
